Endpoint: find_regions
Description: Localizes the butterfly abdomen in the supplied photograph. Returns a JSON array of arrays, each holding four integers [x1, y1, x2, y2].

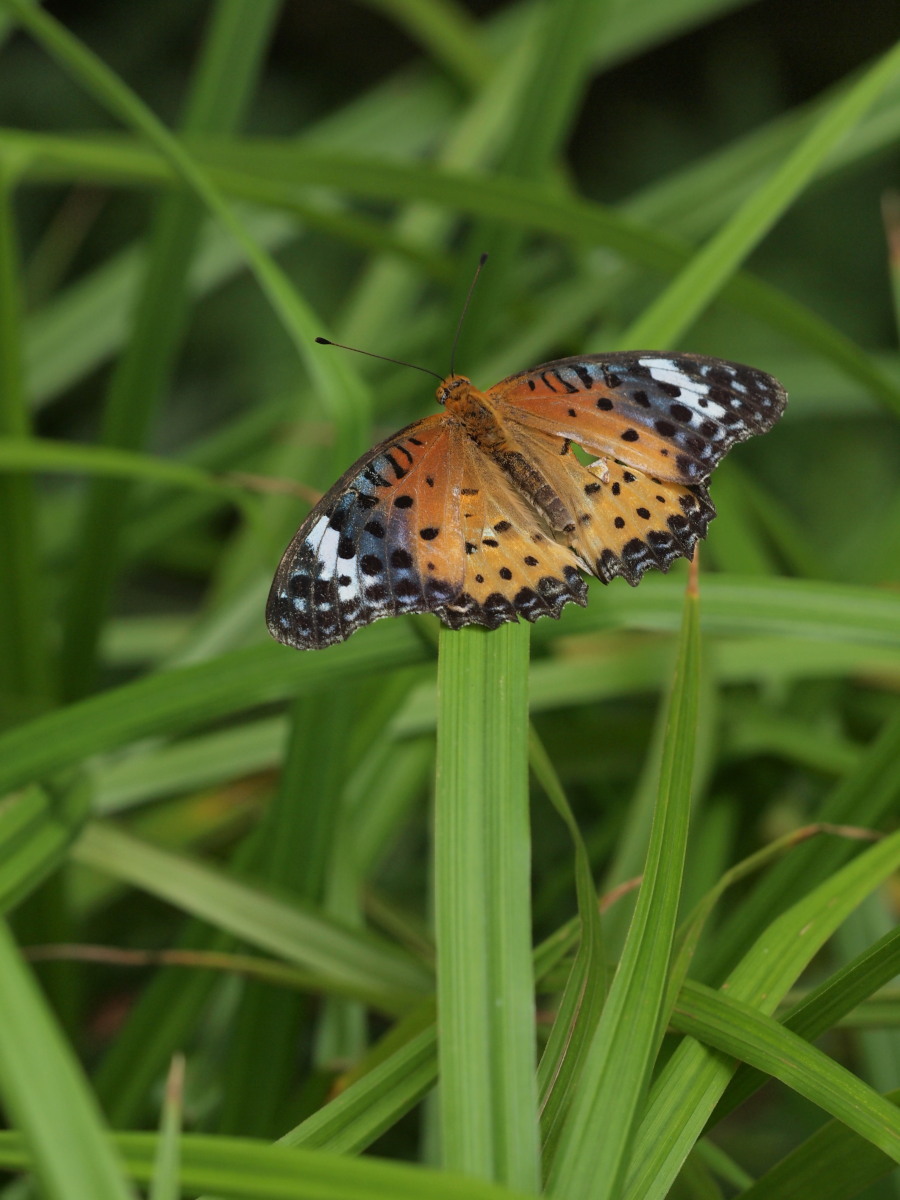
[[491, 448, 576, 533]]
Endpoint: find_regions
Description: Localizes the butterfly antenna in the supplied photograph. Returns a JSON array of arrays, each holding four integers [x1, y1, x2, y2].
[[314, 337, 443, 382], [449, 252, 488, 377]]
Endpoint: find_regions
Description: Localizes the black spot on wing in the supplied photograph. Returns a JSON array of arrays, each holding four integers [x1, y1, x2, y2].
[[523, 352, 786, 477]]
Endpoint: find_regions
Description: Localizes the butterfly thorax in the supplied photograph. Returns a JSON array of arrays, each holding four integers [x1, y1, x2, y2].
[[439, 375, 506, 448], [438, 375, 577, 533]]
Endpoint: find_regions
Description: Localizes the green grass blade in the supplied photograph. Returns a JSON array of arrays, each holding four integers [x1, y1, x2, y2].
[[0, 1129, 538, 1200], [283, 1017, 439, 1155], [0, 162, 49, 705], [622, 38, 900, 347], [54, 0, 282, 697], [0, 435, 260, 522], [623, 825, 900, 1200], [72, 821, 431, 1011], [10, 128, 900, 411], [149, 1055, 184, 1200], [434, 621, 540, 1190], [3, 0, 371, 460], [548, 577, 700, 1200], [530, 728, 608, 1174], [0, 632, 427, 799], [0, 916, 135, 1199], [716, 924, 900, 1123], [0, 779, 90, 914], [672, 980, 900, 1163], [569, 575, 900, 646]]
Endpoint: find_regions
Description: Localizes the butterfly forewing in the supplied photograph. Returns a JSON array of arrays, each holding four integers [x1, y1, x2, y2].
[[267, 416, 466, 649], [491, 352, 787, 485]]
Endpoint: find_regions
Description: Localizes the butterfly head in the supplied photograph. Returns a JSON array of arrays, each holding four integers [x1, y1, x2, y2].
[[436, 374, 472, 407]]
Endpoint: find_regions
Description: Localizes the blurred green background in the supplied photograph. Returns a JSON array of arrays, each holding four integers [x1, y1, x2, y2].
[[1, 1, 900, 1197]]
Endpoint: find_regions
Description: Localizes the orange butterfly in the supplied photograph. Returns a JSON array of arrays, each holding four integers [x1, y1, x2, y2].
[[267, 352, 786, 649]]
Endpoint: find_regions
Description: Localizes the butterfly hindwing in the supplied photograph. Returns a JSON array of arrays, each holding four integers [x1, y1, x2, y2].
[[437, 442, 588, 629], [266, 416, 466, 649], [492, 352, 787, 485], [506, 420, 716, 586]]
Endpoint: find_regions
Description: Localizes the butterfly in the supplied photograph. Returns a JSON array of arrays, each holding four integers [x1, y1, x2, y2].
[[267, 352, 787, 649]]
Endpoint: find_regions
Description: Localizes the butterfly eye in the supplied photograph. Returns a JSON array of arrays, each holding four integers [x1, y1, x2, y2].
[[436, 376, 467, 407]]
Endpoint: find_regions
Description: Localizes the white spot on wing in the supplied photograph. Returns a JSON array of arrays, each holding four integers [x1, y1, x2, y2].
[[311, 520, 341, 571], [338, 572, 360, 602], [698, 398, 727, 419], [640, 357, 709, 396]]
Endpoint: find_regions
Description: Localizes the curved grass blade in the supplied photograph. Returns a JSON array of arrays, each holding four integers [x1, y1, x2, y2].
[[0, 917, 135, 1200], [0, 435, 260, 526], [622, 38, 900, 347], [71, 821, 431, 1013], [569, 575, 900, 647], [10, 130, 900, 411], [622, 825, 900, 1200], [716, 923, 900, 1124], [530, 728, 607, 1174], [672, 980, 900, 1164], [3, 0, 371, 460]]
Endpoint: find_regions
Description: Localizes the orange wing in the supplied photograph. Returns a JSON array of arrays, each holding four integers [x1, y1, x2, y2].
[[491, 352, 787, 485], [267, 414, 468, 649]]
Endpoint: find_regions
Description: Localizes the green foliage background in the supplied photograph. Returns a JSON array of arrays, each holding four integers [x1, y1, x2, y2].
[[0, 1, 900, 1197]]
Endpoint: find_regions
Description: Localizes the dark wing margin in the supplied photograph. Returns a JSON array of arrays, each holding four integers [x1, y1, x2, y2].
[[266, 415, 464, 649]]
